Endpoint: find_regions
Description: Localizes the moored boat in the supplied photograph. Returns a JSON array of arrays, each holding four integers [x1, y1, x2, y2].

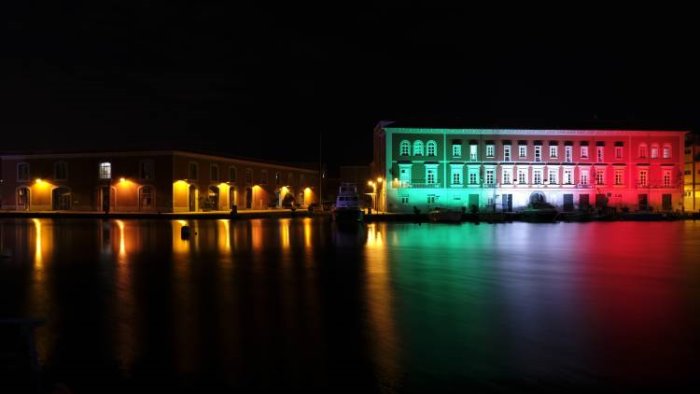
[[332, 183, 364, 222]]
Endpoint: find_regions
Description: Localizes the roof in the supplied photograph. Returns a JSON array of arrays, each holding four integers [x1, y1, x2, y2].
[[377, 118, 691, 133], [0, 149, 318, 172]]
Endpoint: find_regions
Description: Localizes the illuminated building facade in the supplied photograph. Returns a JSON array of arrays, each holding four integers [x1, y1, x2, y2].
[[373, 123, 686, 213], [0, 150, 318, 212], [684, 133, 700, 212]]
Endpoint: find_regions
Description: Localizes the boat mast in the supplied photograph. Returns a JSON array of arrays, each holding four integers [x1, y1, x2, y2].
[[319, 131, 323, 210]]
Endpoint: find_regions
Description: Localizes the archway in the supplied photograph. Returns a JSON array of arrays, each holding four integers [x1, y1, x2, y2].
[[52, 187, 71, 210], [529, 191, 546, 206], [229, 186, 237, 209], [208, 186, 220, 210], [245, 187, 253, 209], [17, 187, 30, 211]]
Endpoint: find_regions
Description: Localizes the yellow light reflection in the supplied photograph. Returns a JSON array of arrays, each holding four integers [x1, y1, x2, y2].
[[116, 220, 126, 259], [280, 218, 290, 250], [217, 219, 231, 253], [251, 219, 263, 251], [303, 217, 312, 249], [172, 220, 190, 254], [32, 218, 43, 268], [364, 222, 400, 388]]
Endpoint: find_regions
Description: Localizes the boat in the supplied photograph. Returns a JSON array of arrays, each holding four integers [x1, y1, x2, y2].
[[332, 183, 364, 222], [427, 207, 463, 223]]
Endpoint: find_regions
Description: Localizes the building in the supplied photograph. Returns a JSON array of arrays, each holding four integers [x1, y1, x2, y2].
[[373, 123, 686, 213], [0, 150, 318, 212], [684, 133, 700, 212]]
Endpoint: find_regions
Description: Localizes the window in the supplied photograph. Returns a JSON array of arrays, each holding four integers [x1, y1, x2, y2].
[[639, 144, 648, 159], [400, 196, 409, 204], [615, 146, 623, 159], [663, 144, 671, 159], [502, 168, 512, 184], [468, 170, 478, 185], [259, 170, 268, 184], [639, 170, 648, 186], [564, 169, 573, 185], [548, 169, 558, 184], [580, 169, 589, 185], [413, 141, 424, 156], [518, 169, 527, 184], [595, 169, 605, 185], [288, 172, 294, 186], [54, 161, 68, 181], [17, 162, 30, 182], [139, 160, 155, 181], [469, 145, 478, 161], [663, 170, 671, 187], [400, 140, 410, 156], [452, 144, 461, 157], [229, 166, 237, 182], [99, 162, 112, 180], [596, 147, 604, 162], [580, 146, 589, 159], [486, 144, 495, 158], [188, 162, 199, 180], [485, 169, 495, 185], [427, 195, 436, 204], [245, 169, 253, 184], [615, 169, 623, 185], [549, 146, 558, 159], [565, 146, 573, 162], [519, 144, 527, 158], [533, 169, 542, 185], [504, 145, 512, 161], [651, 144, 659, 159], [426, 140, 437, 156], [534, 146, 542, 162], [425, 165, 438, 184], [451, 168, 462, 185], [210, 164, 220, 182]]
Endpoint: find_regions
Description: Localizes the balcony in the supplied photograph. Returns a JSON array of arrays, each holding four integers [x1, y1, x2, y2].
[[406, 182, 441, 189], [577, 184, 592, 189]]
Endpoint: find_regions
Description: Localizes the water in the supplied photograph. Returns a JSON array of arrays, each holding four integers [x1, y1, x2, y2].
[[1, 218, 699, 392]]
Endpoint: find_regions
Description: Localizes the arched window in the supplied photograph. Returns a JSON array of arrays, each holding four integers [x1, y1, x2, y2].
[[426, 140, 437, 156], [413, 140, 424, 156], [400, 140, 410, 156], [651, 143, 659, 159], [638, 143, 648, 159]]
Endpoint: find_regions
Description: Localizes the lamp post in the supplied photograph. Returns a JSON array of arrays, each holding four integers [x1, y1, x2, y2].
[[376, 177, 383, 213], [368, 180, 376, 213]]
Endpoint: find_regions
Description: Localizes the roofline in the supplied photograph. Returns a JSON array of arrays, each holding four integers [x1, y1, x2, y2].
[[381, 127, 689, 136], [0, 149, 318, 174]]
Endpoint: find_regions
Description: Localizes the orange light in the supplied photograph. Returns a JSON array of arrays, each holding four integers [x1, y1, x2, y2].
[[120, 177, 126, 183], [377, 177, 383, 183], [35, 178, 43, 184], [368, 181, 374, 187]]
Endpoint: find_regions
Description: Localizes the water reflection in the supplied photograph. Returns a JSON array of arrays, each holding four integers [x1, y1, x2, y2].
[[1, 219, 699, 392], [364, 223, 401, 390]]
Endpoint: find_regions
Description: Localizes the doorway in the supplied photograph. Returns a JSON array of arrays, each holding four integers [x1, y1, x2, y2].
[[245, 187, 253, 209], [52, 187, 71, 210], [188, 185, 197, 212], [17, 187, 30, 211], [501, 194, 513, 212]]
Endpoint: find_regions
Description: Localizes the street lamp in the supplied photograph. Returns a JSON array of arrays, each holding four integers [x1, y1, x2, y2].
[[375, 177, 383, 212]]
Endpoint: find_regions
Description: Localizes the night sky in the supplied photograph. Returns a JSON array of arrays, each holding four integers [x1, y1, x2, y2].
[[2, 5, 698, 170]]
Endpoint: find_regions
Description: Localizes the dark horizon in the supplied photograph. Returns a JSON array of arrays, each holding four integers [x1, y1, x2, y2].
[[3, 6, 699, 169]]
